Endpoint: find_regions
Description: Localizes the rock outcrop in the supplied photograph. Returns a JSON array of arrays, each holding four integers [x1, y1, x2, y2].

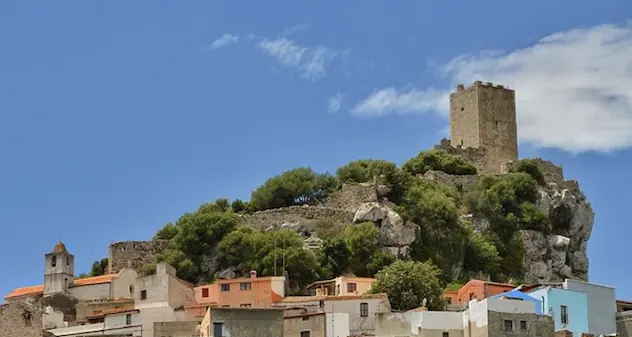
[[353, 202, 419, 255]]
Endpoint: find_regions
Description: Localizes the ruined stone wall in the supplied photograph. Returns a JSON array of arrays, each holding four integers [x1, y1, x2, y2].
[[0, 302, 44, 337], [435, 138, 490, 174], [108, 240, 170, 274], [420, 170, 480, 196], [322, 183, 378, 211], [501, 158, 565, 183], [617, 313, 632, 337], [239, 205, 355, 229], [487, 311, 554, 337]]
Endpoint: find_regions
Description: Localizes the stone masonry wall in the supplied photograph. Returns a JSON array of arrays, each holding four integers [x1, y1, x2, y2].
[[154, 321, 200, 337], [108, 240, 170, 274], [0, 302, 44, 337], [322, 183, 378, 211], [487, 311, 554, 337], [617, 314, 632, 337], [501, 158, 565, 183], [211, 308, 284, 337], [239, 205, 355, 229], [435, 138, 491, 174], [420, 170, 480, 196]]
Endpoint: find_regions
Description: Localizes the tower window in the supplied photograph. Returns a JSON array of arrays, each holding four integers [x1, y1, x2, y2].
[[51, 256, 57, 267], [23, 311, 32, 326], [66, 258, 69, 266], [460, 107, 464, 111]]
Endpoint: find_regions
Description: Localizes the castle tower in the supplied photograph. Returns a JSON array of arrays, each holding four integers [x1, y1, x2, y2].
[[449, 81, 519, 173], [44, 241, 75, 296]]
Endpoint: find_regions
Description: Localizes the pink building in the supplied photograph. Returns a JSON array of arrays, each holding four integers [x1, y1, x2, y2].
[[192, 271, 285, 310]]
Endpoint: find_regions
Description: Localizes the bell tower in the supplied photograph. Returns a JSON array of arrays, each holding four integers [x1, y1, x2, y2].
[[44, 241, 75, 296]]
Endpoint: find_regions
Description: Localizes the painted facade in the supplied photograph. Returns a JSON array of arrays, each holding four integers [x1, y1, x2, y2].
[[563, 279, 616, 337], [492, 289, 543, 314], [284, 312, 350, 337], [47, 309, 142, 336], [193, 271, 285, 309], [528, 286, 588, 337], [306, 276, 375, 296], [443, 280, 516, 305], [375, 297, 554, 337]]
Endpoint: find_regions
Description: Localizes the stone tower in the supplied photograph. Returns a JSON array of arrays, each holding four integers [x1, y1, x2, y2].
[[449, 81, 518, 173], [44, 241, 75, 296]]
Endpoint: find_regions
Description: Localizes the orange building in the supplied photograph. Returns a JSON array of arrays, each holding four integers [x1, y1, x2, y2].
[[443, 279, 516, 305], [193, 271, 285, 309]]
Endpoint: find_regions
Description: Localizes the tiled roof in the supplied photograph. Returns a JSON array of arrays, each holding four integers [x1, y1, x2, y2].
[[73, 274, 116, 286], [4, 285, 44, 299], [51, 241, 68, 254], [281, 293, 388, 303], [85, 297, 134, 304], [5, 274, 117, 299]]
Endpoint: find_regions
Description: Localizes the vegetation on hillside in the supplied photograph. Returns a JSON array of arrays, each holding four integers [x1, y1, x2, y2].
[[84, 151, 547, 310]]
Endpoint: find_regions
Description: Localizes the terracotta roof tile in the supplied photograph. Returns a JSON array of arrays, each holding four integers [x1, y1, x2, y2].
[[73, 274, 116, 286], [4, 285, 44, 299], [51, 242, 68, 254], [86, 307, 138, 319], [5, 274, 117, 299], [281, 293, 388, 303]]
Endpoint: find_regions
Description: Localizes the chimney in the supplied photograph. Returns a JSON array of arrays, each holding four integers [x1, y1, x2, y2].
[[250, 270, 257, 278]]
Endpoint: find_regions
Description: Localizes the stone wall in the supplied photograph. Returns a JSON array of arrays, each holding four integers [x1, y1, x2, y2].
[[154, 321, 200, 337], [108, 240, 170, 274], [617, 313, 632, 337], [322, 183, 378, 211], [434, 138, 491, 174], [0, 302, 44, 337], [210, 308, 284, 337], [487, 311, 554, 337], [501, 158, 565, 183], [238, 205, 355, 229], [420, 170, 480, 196]]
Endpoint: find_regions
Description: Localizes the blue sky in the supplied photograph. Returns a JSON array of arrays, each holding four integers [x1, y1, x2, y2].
[[1, 1, 631, 302]]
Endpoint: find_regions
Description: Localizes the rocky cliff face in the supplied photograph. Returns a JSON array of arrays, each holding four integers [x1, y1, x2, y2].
[[245, 158, 594, 284]]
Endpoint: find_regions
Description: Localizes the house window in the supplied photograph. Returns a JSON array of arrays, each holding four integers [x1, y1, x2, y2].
[[202, 288, 209, 297], [140, 290, 147, 300], [240, 282, 251, 290], [520, 320, 527, 330], [561, 305, 568, 324], [360, 302, 369, 317], [470, 293, 475, 300], [443, 332, 449, 337], [51, 256, 57, 267], [240, 304, 251, 308], [319, 300, 324, 308], [23, 311, 32, 326], [347, 283, 357, 293], [213, 323, 223, 337], [504, 320, 513, 331], [302, 316, 309, 321], [129, 285, 134, 295], [301, 331, 310, 337], [446, 297, 452, 305], [220, 284, 230, 292], [126, 314, 132, 325]]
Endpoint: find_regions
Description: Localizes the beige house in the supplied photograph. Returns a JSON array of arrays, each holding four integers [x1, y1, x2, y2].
[[274, 293, 391, 336], [375, 297, 554, 337], [306, 276, 375, 296], [134, 263, 197, 337], [284, 311, 350, 337]]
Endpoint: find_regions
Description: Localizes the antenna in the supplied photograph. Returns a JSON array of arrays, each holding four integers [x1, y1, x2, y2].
[[274, 240, 277, 276]]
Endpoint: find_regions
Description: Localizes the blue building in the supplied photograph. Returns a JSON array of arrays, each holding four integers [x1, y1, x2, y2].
[[528, 285, 589, 337], [492, 288, 543, 314]]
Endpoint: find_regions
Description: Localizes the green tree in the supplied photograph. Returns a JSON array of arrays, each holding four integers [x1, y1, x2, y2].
[[462, 224, 502, 277], [508, 159, 545, 185], [153, 223, 179, 240], [366, 250, 396, 276], [216, 226, 256, 271], [231, 199, 247, 213], [250, 168, 339, 211], [371, 260, 445, 311], [313, 218, 345, 240], [402, 150, 477, 176], [317, 238, 352, 279], [89, 258, 109, 277], [343, 222, 381, 277], [336, 159, 398, 184]]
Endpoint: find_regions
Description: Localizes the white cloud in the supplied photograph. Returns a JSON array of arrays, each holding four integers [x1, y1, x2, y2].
[[208, 34, 239, 50], [328, 93, 343, 113], [258, 38, 346, 80], [351, 22, 632, 153]]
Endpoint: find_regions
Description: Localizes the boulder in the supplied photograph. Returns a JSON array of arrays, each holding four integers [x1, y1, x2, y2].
[[353, 202, 419, 248]]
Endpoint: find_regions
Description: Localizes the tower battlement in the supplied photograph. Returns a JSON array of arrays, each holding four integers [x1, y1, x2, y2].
[[449, 80, 518, 173]]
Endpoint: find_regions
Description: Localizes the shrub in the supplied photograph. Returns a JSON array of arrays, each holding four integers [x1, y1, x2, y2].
[[402, 150, 477, 176]]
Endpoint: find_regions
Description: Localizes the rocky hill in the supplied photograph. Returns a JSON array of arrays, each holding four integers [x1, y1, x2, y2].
[[102, 144, 594, 293]]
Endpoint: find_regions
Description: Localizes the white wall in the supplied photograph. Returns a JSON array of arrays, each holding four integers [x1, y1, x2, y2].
[[326, 313, 350, 337], [111, 268, 138, 299], [420, 311, 463, 330], [564, 279, 617, 336], [69, 283, 111, 301]]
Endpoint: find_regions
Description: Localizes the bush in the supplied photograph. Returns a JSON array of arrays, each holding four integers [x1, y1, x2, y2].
[[250, 168, 339, 211], [508, 159, 546, 185], [336, 159, 399, 184], [402, 150, 477, 176]]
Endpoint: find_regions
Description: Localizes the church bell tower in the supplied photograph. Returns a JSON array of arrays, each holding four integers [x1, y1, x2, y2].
[[44, 241, 75, 296]]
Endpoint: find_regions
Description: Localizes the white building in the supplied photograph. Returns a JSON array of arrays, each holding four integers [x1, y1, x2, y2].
[[48, 308, 142, 336]]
